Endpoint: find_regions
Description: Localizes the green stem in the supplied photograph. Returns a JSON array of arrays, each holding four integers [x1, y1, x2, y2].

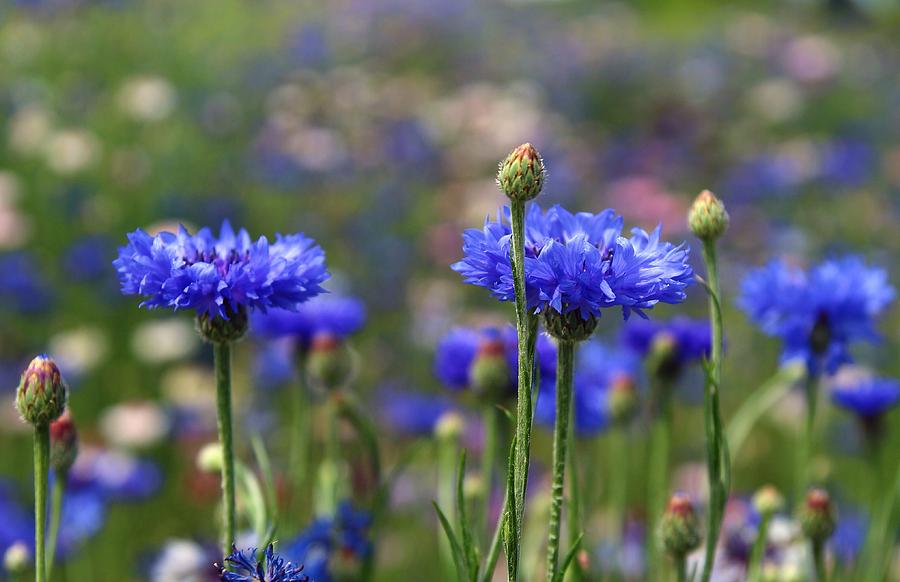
[[482, 406, 499, 543], [33, 426, 50, 582], [812, 540, 827, 582], [699, 238, 729, 582], [647, 380, 673, 580], [288, 356, 310, 518], [316, 395, 342, 517], [608, 427, 627, 546], [214, 341, 236, 554], [437, 427, 460, 581], [798, 370, 820, 498], [509, 199, 538, 580], [676, 554, 687, 582], [566, 405, 583, 581], [746, 513, 771, 582], [547, 339, 574, 580], [482, 493, 507, 582], [46, 472, 65, 579]]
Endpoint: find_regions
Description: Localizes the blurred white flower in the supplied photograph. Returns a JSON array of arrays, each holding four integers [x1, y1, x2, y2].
[[48, 326, 109, 378], [99, 400, 171, 449], [747, 79, 803, 123], [118, 75, 177, 122], [44, 129, 100, 175], [150, 539, 211, 582], [131, 318, 199, 364], [8, 106, 53, 155], [160, 365, 217, 434]]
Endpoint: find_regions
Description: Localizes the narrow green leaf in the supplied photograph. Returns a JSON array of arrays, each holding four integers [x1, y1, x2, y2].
[[554, 532, 584, 582], [433, 501, 470, 580], [503, 436, 519, 580], [250, 434, 277, 533], [726, 364, 804, 457], [456, 450, 479, 579], [338, 395, 382, 497]]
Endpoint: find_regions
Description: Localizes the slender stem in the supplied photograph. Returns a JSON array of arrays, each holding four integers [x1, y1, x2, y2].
[[437, 426, 459, 581], [509, 199, 537, 580], [566, 404, 584, 581], [797, 370, 820, 498], [482, 493, 508, 582], [699, 238, 729, 582], [647, 379, 673, 580], [547, 339, 574, 580], [288, 355, 310, 518], [482, 406, 499, 542], [213, 341, 236, 554], [812, 540, 827, 582], [316, 395, 342, 517], [608, 426, 627, 546], [33, 426, 50, 582], [676, 554, 687, 582], [746, 513, 771, 582], [46, 472, 66, 579]]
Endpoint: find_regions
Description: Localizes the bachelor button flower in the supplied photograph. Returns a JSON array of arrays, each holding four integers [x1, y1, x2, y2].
[[621, 317, 711, 379], [452, 204, 693, 322], [285, 502, 372, 582], [535, 341, 639, 436], [831, 376, 900, 419], [218, 545, 308, 582], [376, 386, 455, 437], [739, 256, 895, 375], [251, 295, 366, 352], [114, 220, 328, 340]]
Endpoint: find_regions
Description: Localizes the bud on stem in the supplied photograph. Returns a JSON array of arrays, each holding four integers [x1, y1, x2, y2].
[[497, 143, 545, 202], [688, 190, 729, 241]]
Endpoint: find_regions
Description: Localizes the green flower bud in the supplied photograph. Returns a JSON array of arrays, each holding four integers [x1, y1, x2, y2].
[[688, 189, 729, 241], [608, 374, 639, 426], [434, 411, 465, 441], [470, 334, 510, 403], [50, 409, 79, 475], [752, 484, 784, 517], [542, 310, 598, 342], [306, 332, 354, 391], [648, 331, 681, 380], [497, 143, 545, 202], [3, 541, 29, 575], [196, 305, 248, 343], [799, 488, 836, 544], [15, 355, 67, 427], [196, 442, 224, 473], [659, 493, 703, 557]]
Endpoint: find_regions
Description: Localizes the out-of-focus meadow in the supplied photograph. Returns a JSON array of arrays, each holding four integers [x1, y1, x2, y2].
[[0, 0, 898, 580]]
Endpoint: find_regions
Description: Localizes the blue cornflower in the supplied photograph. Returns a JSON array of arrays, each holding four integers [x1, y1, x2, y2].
[[433, 325, 557, 394], [831, 376, 900, 419], [219, 544, 308, 582], [0, 252, 53, 314], [251, 295, 366, 350], [68, 448, 162, 501], [535, 341, 640, 436], [739, 256, 895, 374], [285, 501, 372, 582], [376, 386, 456, 437], [114, 220, 328, 320], [63, 235, 113, 282], [831, 510, 867, 565], [452, 204, 693, 321], [621, 317, 711, 378]]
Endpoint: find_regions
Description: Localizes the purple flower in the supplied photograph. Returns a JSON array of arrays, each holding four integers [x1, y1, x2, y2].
[[739, 256, 895, 375], [114, 221, 328, 319], [452, 205, 693, 321]]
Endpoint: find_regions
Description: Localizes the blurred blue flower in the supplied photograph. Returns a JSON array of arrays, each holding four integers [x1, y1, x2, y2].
[[219, 544, 308, 582], [114, 221, 328, 319], [819, 139, 874, 188], [285, 501, 372, 582], [831, 510, 867, 565], [54, 484, 107, 559], [0, 481, 32, 558], [452, 204, 693, 320], [251, 295, 366, 350], [721, 155, 801, 202], [739, 256, 895, 375], [69, 449, 162, 501], [621, 317, 711, 376], [253, 339, 296, 390], [535, 341, 639, 436], [376, 386, 454, 437], [831, 376, 900, 418], [63, 236, 113, 282], [0, 252, 53, 314]]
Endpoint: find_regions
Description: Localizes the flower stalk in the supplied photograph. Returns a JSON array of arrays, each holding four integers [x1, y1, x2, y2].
[[213, 341, 237, 554], [646, 379, 673, 580], [546, 339, 574, 579], [33, 426, 50, 582]]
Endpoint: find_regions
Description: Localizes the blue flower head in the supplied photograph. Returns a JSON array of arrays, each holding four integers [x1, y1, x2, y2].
[[286, 502, 372, 582], [452, 205, 693, 321], [739, 256, 895, 375], [536, 341, 640, 436], [251, 295, 366, 350], [621, 317, 711, 378], [114, 221, 329, 320], [376, 385, 455, 437], [831, 376, 900, 419], [219, 544, 308, 582]]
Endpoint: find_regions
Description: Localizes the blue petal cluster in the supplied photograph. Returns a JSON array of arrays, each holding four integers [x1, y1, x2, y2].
[[452, 205, 693, 320], [219, 544, 308, 582], [621, 317, 711, 366], [285, 502, 372, 582], [739, 256, 895, 374], [433, 325, 556, 393], [535, 341, 640, 436], [376, 385, 455, 437], [114, 221, 329, 319], [831, 376, 900, 418], [251, 295, 366, 348]]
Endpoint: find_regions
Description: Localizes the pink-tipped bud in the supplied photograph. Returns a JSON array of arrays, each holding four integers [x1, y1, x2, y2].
[[659, 493, 702, 557], [50, 409, 79, 474], [497, 143, 545, 202], [15, 355, 67, 427]]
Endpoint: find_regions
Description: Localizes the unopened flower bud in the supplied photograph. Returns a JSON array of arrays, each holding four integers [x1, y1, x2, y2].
[[306, 332, 354, 391], [497, 143, 545, 202], [688, 189, 729, 241], [470, 331, 510, 402], [196, 442, 224, 473], [50, 409, 79, 475], [16, 355, 67, 427], [799, 488, 836, 543], [752, 485, 784, 517], [196, 305, 248, 343], [659, 493, 703, 557], [3, 542, 29, 574], [608, 374, 639, 425], [434, 411, 464, 441]]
